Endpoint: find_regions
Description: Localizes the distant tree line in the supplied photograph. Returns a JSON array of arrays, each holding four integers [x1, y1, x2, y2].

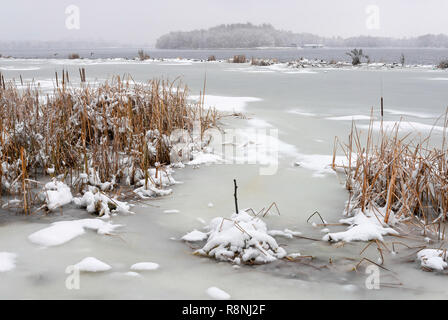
[[156, 23, 448, 49]]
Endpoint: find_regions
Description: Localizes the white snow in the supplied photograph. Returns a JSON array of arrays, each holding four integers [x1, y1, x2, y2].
[[326, 115, 372, 121], [206, 287, 231, 300], [287, 109, 317, 117], [0, 252, 17, 272], [417, 249, 448, 271], [295, 153, 353, 177], [358, 121, 444, 133], [41, 180, 73, 211], [130, 262, 160, 271], [384, 109, 436, 119], [163, 209, 180, 214], [268, 229, 302, 238], [73, 186, 132, 217], [191, 211, 287, 264], [182, 230, 208, 242], [188, 152, 223, 166], [323, 207, 398, 242], [28, 218, 122, 247], [191, 95, 262, 113], [74, 257, 112, 272]]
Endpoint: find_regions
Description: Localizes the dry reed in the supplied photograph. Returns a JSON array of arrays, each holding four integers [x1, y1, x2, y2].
[[0, 73, 218, 213], [333, 113, 448, 230]]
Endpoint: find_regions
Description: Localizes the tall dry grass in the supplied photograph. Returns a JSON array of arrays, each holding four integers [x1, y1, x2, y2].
[[333, 114, 448, 230], [0, 72, 218, 213]]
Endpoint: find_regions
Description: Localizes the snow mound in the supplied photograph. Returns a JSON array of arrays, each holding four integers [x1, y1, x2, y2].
[[130, 262, 160, 271], [182, 230, 208, 242], [190, 211, 287, 264], [206, 287, 231, 300], [74, 257, 112, 272], [323, 207, 398, 242], [40, 180, 73, 211], [0, 252, 17, 272], [28, 218, 122, 247], [417, 249, 448, 271]]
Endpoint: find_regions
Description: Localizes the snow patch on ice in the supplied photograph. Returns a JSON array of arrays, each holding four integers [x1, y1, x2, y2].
[[359, 121, 444, 133], [28, 219, 122, 247], [130, 262, 160, 271], [190, 95, 262, 113], [326, 115, 372, 121], [0, 252, 17, 272], [74, 257, 112, 272], [182, 230, 208, 242], [323, 207, 398, 242], [206, 287, 231, 300]]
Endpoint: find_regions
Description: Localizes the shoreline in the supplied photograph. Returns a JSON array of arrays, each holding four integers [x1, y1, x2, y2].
[[0, 56, 446, 72]]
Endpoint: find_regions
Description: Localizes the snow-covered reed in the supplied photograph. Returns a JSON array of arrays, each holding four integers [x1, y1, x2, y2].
[[0, 73, 218, 214], [333, 113, 448, 237]]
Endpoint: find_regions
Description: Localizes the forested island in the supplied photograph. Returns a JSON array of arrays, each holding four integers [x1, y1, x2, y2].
[[156, 23, 448, 49]]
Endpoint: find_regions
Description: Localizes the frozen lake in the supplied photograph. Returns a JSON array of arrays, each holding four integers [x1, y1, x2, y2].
[[1, 58, 448, 299]]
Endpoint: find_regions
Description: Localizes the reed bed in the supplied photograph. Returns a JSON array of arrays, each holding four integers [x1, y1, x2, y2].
[[0, 73, 218, 214], [333, 115, 448, 229]]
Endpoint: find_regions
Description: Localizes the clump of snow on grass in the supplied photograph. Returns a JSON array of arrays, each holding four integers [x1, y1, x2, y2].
[[74, 257, 112, 272], [28, 218, 121, 247], [206, 287, 231, 300], [130, 262, 160, 271], [190, 211, 287, 264], [417, 249, 448, 271], [323, 207, 398, 242], [182, 230, 208, 242], [133, 167, 176, 198], [39, 180, 73, 211], [0, 252, 17, 272], [73, 186, 132, 218]]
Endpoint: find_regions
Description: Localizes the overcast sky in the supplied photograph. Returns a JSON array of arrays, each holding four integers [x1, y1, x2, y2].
[[1, 0, 447, 45]]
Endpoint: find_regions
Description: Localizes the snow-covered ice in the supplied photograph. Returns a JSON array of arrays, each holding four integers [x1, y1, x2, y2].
[[28, 218, 122, 247], [190, 95, 262, 113], [130, 262, 160, 271], [206, 287, 231, 300], [323, 207, 398, 242], [182, 230, 208, 242], [74, 257, 112, 272], [0, 252, 17, 272]]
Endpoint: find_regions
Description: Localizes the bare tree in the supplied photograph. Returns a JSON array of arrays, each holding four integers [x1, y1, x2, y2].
[[346, 49, 368, 66]]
